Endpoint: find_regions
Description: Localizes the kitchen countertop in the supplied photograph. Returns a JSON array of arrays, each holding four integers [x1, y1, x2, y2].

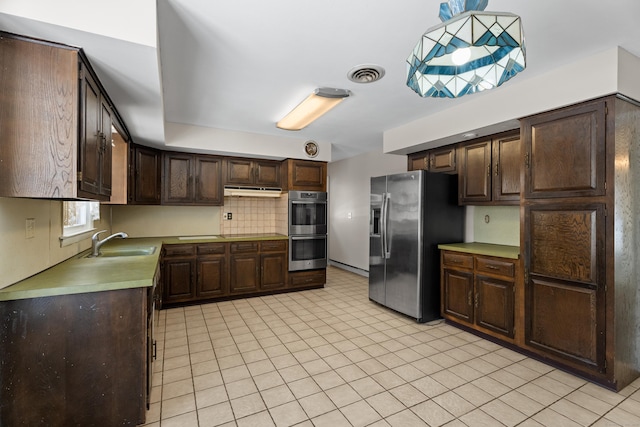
[[0, 234, 288, 302], [437, 242, 520, 259]]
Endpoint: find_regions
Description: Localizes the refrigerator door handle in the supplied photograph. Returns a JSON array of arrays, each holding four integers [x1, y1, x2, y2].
[[380, 192, 387, 259], [383, 192, 391, 259]]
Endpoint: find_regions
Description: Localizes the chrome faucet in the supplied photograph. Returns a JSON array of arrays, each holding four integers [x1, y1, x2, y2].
[[91, 230, 129, 257]]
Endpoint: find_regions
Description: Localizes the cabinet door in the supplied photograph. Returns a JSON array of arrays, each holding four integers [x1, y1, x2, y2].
[[442, 268, 474, 324], [79, 70, 102, 197], [407, 152, 429, 171], [287, 159, 327, 191], [492, 133, 521, 203], [254, 160, 281, 187], [429, 147, 456, 173], [99, 98, 113, 197], [524, 204, 606, 373], [229, 254, 260, 294], [476, 275, 515, 338], [0, 36, 78, 199], [261, 253, 286, 290], [459, 140, 491, 203], [195, 156, 223, 205], [163, 258, 196, 304], [131, 145, 161, 204], [522, 100, 606, 199], [197, 256, 226, 298], [163, 153, 194, 204], [225, 158, 254, 185]]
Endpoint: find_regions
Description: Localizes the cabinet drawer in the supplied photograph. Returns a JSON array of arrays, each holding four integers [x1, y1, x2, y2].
[[442, 252, 473, 269], [260, 240, 286, 252], [230, 242, 259, 253], [289, 269, 326, 287], [476, 257, 515, 278], [163, 244, 195, 257], [197, 243, 226, 255]]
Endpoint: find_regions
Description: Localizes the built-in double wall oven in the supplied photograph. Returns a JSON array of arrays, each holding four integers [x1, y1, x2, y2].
[[288, 190, 327, 271]]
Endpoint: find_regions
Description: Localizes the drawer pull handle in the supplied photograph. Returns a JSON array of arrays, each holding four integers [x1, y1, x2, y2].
[[486, 265, 500, 270]]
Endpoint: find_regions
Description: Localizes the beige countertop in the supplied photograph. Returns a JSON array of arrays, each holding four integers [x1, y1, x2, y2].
[[437, 242, 520, 259], [0, 234, 288, 301]]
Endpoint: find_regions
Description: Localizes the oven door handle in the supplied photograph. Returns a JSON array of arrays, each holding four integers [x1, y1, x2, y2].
[[290, 200, 327, 205], [290, 235, 327, 240]]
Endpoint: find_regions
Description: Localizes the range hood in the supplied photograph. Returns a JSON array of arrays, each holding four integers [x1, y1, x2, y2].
[[223, 186, 282, 198]]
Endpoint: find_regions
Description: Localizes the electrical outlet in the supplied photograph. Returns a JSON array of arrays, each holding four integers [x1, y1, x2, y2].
[[227, 212, 232, 220], [223, 212, 233, 220], [25, 218, 35, 239]]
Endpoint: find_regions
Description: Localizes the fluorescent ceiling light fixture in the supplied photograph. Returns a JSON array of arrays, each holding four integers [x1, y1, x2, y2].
[[406, 0, 526, 98], [277, 88, 351, 131]]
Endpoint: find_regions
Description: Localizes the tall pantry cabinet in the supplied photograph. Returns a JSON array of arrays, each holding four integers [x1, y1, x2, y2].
[[520, 95, 640, 390]]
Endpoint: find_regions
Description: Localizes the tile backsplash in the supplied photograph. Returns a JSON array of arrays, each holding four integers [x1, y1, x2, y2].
[[220, 193, 289, 235]]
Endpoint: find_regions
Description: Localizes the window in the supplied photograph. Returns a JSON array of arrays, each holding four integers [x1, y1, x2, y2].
[[62, 201, 100, 238]]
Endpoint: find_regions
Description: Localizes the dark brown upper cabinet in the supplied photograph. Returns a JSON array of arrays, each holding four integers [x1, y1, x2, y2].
[[521, 100, 606, 199], [407, 146, 456, 174], [282, 159, 327, 191], [128, 144, 162, 205], [458, 132, 521, 205], [224, 158, 281, 187], [0, 32, 129, 200], [77, 64, 113, 200], [163, 152, 223, 206]]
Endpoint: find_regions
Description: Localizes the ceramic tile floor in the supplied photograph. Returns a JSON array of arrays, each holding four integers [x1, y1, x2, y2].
[[142, 266, 640, 427]]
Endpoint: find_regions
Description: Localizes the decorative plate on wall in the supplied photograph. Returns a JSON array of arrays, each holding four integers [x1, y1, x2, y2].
[[304, 141, 319, 158]]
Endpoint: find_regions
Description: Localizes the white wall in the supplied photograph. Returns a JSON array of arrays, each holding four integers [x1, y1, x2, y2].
[[327, 151, 407, 271], [0, 198, 111, 289], [111, 205, 221, 238], [472, 205, 520, 246]]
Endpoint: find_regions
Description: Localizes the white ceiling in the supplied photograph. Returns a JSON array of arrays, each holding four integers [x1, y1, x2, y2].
[[2, 1, 640, 161]]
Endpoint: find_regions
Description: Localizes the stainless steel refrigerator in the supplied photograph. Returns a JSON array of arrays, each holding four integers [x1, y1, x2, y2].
[[369, 170, 464, 323]]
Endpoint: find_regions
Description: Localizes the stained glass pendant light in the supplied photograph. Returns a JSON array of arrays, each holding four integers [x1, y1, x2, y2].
[[406, 0, 526, 98]]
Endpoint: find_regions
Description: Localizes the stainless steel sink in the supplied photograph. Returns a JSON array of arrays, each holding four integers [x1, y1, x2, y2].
[[83, 246, 157, 258]]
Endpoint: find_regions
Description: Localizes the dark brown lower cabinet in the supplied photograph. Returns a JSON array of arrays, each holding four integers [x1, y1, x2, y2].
[[0, 287, 154, 426], [441, 250, 517, 342], [162, 244, 197, 305], [229, 241, 260, 294], [442, 268, 474, 323], [197, 243, 228, 298], [162, 239, 317, 306], [260, 240, 287, 291], [230, 253, 260, 294]]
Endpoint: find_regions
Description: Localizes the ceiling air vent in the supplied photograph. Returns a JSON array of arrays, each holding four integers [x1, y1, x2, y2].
[[347, 64, 385, 83]]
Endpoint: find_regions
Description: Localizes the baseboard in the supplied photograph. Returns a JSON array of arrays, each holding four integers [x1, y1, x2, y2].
[[328, 259, 368, 277]]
